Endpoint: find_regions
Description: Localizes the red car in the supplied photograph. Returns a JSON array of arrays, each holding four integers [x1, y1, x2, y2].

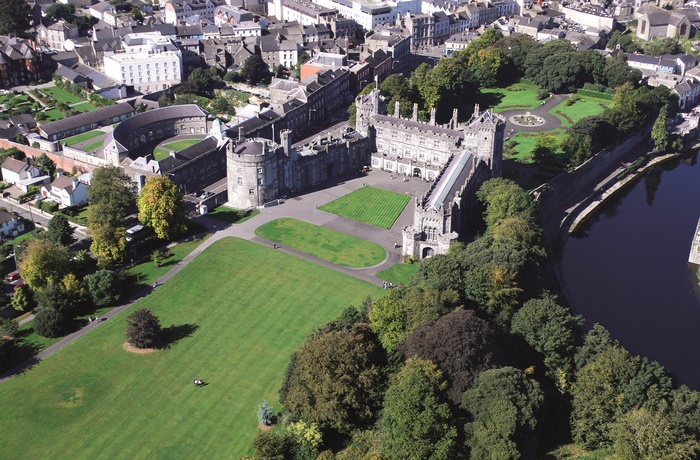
[[6, 271, 20, 282]]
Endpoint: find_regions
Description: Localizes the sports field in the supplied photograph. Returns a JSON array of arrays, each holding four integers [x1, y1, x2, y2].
[[318, 186, 410, 229], [0, 238, 384, 459], [256, 218, 386, 267]]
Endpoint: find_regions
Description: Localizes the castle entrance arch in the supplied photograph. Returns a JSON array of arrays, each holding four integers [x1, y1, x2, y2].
[[413, 167, 422, 178], [422, 247, 434, 258]]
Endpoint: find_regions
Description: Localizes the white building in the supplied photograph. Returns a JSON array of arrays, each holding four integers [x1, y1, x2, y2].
[[103, 33, 183, 94], [164, 0, 225, 25], [40, 175, 89, 208], [311, 0, 419, 30]]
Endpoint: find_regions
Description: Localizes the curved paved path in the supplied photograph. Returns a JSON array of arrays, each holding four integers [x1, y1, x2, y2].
[[499, 93, 568, 135], [0, 169, 430, 382]]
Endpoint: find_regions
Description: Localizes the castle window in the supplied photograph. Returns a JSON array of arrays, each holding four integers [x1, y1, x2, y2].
[[433, 155, 440, 162], [257, 178, 263, 185], [237, 167, 242, 174], [237, 177, 242, 185], [405, 134, 412, 142], [391, 131, 397, 138], [377, 128, 384, 135], [249, 189, 255, 194], [257, 167, 263, 173], [419, 137, 425, 146]]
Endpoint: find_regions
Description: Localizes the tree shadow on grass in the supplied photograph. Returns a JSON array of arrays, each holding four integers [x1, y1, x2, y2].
[[161, 323, 199, 349]]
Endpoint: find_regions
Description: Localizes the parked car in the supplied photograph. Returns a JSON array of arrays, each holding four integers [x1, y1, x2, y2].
[[6, 271, 20, 281]]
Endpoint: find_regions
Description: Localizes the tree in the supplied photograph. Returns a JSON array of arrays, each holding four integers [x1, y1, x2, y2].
[[570, 345, 640, 449], [11, 285, 32, 312], [34, 306, 67, 338], [35, 153, 56, 179], [605, 56, 643, 89], [652, 105, 669, 152], [35, 276, 84, 318], [610, 407, 700, 460], [253, 430, 294, 460], [187, 68, 213, 95], [125, 308, 162, 349], [243, 54, 269, 85], [476, 178, 537, 230], [400, 309, 498, 404], [562, 115, 617, 167], [461, 367, 544, 459], [18, 238, 72, 291], [574, 323, 617, 370], [210, 97, 234, 116], [45, 3, 76, 22], [47, 214, 75, 247], [279, 329, 386, 434], [257, 400, 273, 426], [88, 165, 134, 227], [369, 286, 460, 352], [380, 357, 457, 460], [137, 176, 187, 240], [0, 0, 32, 36], [90, 223, 127, 266], [84, 269, 122, 307], [510, 293, 583, 385]]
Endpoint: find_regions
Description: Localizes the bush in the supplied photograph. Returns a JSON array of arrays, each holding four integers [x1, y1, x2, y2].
[[536, 90, 550, 100], [34, 306, 67, 338], [126, 308, 162, 349]]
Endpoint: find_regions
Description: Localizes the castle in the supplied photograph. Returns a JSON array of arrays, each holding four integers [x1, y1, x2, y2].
[[355, 89, 505, 259]]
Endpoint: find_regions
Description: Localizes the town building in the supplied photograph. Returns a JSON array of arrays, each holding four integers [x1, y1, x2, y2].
[[0, 157, 49, 192], [102, 32, 183, 94], [0, 210, 25, 238], [164, 0, 226, 25], [40, 174, 89, 208]]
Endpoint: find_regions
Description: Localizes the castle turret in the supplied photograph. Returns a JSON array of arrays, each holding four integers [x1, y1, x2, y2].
[[413, 103, 418, 122], [430, 107, 436, 126]]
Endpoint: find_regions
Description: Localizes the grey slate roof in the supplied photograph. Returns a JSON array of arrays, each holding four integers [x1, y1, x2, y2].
[[2, 157, 28, 173], [40, 102, 136, 137]]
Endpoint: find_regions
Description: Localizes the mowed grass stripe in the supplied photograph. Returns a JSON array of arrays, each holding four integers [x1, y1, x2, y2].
[[256, 218, 386, 267], [318, 186, 411, 229], [0, 238, 383, 459]]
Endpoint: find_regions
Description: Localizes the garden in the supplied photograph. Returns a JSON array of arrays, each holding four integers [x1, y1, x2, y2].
[[0, 237, 383, 459]]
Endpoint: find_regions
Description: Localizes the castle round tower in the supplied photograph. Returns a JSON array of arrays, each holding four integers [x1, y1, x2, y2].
[[227, 137, 282, 209]]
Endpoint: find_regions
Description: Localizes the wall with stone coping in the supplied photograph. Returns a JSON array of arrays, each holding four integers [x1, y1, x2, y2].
[[0, 139, 97, 174]]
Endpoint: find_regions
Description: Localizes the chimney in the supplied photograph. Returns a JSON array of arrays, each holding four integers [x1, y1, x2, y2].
[[473, 103, 480, 119], [394, 101, 400, 118], [281, 129, 292, 155], [413, 103, 418, 121], [451, 108, 458, 129], [430, 107, 436, 126], [238, 126, 245, 142]]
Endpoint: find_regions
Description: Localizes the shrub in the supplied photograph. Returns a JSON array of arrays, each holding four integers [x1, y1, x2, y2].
[[536, 90, 549, 100], [126, 308, 162, 349], [34, 306, 67, 338], [257, 400, 274, 426]]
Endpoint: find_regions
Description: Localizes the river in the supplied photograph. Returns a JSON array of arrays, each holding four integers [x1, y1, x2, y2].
[[561, 152, 700, 390]]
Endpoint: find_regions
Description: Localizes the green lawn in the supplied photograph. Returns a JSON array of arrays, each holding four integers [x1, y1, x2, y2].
[[318, 186, 411, 229], [62, 130, 104, 147], [72, 102, 99, 113], [81, 140, 104, 152], [506, 129, 567, 163], [153, 149, 170, 161], [42, 109, 65, 122], [0, 237, 383, 459], [479, 81, 544, 113], [549, 96, 612, 127], [376, 262, 420, 286], [255, 218, 386, 267], [41, 86, 84, 105], [125, 236, 210, 290], [162, 140, 202, 151], [207, 207, 260, 224]]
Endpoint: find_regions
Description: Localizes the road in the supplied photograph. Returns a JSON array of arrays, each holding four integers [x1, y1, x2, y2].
[[0, 196, 89, 241]]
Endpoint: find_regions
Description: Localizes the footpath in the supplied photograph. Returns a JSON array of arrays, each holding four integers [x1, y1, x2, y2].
[[0, 169, 429, 382]]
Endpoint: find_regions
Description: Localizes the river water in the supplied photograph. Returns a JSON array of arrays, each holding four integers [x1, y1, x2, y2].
[[561, 152, 700, 390]]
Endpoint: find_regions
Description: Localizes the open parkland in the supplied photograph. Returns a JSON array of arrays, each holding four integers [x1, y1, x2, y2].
[[0, 169, 427, 459]]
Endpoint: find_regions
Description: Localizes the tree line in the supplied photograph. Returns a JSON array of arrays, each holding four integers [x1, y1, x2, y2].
[[251, 177, 700, 459]]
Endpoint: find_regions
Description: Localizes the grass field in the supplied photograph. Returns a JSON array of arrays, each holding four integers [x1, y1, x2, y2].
[[42, 109, 65, 122], [318, 186, 410, 229], [81, 140, 105, 151], [162, 140, 202, 151], [62, 130, 104, 147], [0, 238, 383, 459], [153, 149, 170, 161], [73, 102, 99, 113], [376, 262, 419, 286], [256, 218, 386, 267], [479, 81, 544, 112], [41, 87, 84, 105], [549, 95, 612, 127], [207, 207, 260, 224], [506, 129, 567, 163]]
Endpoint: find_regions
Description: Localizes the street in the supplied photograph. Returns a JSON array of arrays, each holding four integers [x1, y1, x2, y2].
[[0, 196, 89, 241]]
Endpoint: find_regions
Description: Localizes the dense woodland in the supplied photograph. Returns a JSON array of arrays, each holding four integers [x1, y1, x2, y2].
[[248, 177, 700, 459]]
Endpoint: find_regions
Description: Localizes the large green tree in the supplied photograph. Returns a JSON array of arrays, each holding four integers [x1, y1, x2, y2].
[[280, 329, 386, 434], [137, 176, 187, 240], [462, 367, 544, 459], [476, 178, 537, 231], [510, 293, 583, 385], [18, 238, 71, 291], [380, 357, 457, 460], [243, 54, 269, 84], [0, 0, 32, 36], [90, 223, 127, 266], [88, 165, 134, 227], [651, 104, 669, 152], [84, 268, 122, 307], [47, 214, 75, 247], [187, 68, 213, 95], [126, 308, 162, 349], [45, 3, 76, 23]]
